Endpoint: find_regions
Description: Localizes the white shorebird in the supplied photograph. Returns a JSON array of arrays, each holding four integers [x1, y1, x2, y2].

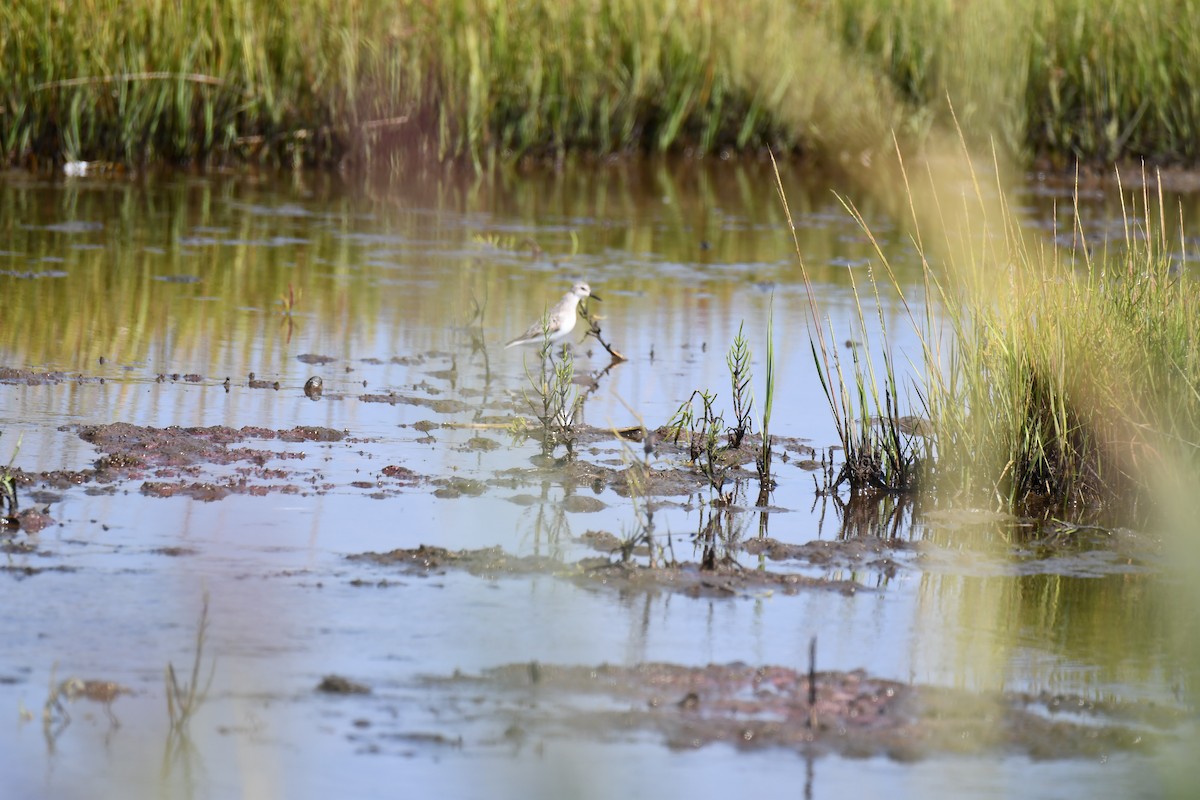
[[504, 282, 600, 349]]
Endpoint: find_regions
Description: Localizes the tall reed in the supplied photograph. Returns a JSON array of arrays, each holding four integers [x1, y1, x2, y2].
[[772, 151, 921, 499]]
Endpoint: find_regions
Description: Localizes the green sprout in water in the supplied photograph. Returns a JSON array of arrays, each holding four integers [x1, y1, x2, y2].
[[757, 298, 777, 506], [726, 321, 754, 449], [521, 322, 581, 457], [667, 388, 729, 498]]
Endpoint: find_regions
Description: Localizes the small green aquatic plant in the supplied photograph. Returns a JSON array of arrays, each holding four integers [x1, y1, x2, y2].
[[522, 324, 580, 456], [756, 299, 777, 506], [279, 283, 300, 317], [726, 322, 754, 449], [667, 388, 728, 496]]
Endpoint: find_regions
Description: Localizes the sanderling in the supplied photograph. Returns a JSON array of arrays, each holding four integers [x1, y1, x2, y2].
[[504, 282, 600, 349]]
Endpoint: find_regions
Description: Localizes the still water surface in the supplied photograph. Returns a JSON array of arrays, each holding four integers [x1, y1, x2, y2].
[[0, 159, 1195, 797]]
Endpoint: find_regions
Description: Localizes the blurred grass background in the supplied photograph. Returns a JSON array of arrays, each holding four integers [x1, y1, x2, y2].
[[3, 0, 1198, 169]]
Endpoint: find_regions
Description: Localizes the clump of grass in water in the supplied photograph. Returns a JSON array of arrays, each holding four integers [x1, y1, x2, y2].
[[777, 126, 1200, 517], [668, 317, 777, 505], [667, 388, 729, 500], [771, 153, 921, 500], [916, 161, 1200, 513]]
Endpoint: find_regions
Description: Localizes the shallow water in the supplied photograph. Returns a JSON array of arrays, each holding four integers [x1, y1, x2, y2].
[[0, 159, 1197, 798]]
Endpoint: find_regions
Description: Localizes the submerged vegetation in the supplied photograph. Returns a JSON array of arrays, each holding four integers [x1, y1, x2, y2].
[[3, 0, 1200, 168]]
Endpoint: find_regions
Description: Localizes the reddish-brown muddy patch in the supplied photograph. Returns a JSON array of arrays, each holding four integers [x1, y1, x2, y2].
[[428, 661, 1182, 760], [5, 423, 364, 502]]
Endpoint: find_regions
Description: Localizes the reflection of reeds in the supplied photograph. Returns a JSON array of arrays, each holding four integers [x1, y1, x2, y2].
[[166, 593, 216, 734], [612, 399, 661, 566]]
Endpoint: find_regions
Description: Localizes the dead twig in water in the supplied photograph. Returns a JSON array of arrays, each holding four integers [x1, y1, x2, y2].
[[581, 301, 627, 362]]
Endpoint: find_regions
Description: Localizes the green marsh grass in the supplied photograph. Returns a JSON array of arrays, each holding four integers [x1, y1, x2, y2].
[[773, 151, 922, 499], [666, 388, 729, 498], [920, 164, 1200, 512], [756, 298, 776, 506], [8, 0, 1198, 167], [788, 126, 1200, 516]]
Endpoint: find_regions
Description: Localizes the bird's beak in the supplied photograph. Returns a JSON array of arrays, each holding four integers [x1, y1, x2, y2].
[[588, 292, 602, 302]]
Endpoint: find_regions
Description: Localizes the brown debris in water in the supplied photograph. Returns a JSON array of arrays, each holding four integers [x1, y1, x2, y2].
[[13, 506, 55, 533], [317, 674, 371, 695], [742, 536, 915, 574]]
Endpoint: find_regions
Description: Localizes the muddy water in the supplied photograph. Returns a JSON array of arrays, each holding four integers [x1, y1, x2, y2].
[[0, 161, 1197, 798]]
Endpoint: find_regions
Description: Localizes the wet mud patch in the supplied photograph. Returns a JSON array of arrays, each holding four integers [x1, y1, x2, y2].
[[297, 353, 337, 365], [4, 422, 381, 503], [0, 366, 69, 385], [317, 674, 371, 695], [348, 545, 863, 598], [492, 457, 732, 500], [74, 422, 346, 468], [11, 506, 55, 533], [360, 392, 471, 415], [426, 661, 1185, 761], [742, 536, 917, 575]]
